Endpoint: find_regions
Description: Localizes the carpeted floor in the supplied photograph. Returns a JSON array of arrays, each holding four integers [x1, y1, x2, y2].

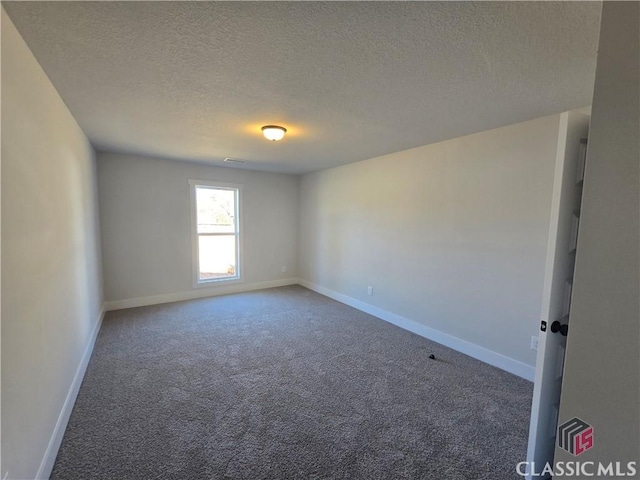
[[52, 285, 533, 480]]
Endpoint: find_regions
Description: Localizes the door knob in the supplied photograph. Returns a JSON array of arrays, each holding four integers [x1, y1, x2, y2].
[[551, 321, 569, 336]]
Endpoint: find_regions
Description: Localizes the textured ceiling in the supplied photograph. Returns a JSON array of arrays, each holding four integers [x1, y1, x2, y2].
[[3, 1, 601, 174]]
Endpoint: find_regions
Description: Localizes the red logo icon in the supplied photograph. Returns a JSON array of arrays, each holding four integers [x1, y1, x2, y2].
[[558, 417, 594, 456]]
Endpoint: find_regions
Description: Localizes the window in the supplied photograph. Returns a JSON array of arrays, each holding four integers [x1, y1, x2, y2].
[[189, 180, 242, 285]]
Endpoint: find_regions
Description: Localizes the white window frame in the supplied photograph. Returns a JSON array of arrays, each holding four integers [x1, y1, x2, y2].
[[189, 179, 243, 287]]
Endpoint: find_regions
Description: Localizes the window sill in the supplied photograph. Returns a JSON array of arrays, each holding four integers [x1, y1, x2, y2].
[[193, 276, 243, 289]]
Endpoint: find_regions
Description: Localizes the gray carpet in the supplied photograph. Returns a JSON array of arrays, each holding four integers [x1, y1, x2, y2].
[[51, 285, 533, 480]]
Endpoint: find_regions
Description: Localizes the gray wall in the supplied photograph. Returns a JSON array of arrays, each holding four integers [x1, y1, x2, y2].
[[556, 1, 639, 467], [1, 11, 104, 480], [298, 114, 563, 370], [98, 153, 298, 304]]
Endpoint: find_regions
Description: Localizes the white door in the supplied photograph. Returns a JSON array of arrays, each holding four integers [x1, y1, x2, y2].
[[526, 111, 589, 479]]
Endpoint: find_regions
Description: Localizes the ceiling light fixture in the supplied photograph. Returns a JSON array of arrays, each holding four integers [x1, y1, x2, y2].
[[261, 125, 287, 141]]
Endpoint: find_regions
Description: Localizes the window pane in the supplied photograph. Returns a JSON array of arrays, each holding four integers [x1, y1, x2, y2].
[[198, 235, 237, 280], [196, 187, 236, 234]]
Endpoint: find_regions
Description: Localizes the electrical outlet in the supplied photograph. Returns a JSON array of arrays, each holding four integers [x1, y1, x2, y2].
[[281, 266, 287, 273], [367, 286, 373, 296], [531, 336, 539, 351]]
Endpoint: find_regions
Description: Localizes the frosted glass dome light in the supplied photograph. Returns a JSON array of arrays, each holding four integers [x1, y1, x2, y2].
[[261, 125, 287, 141]]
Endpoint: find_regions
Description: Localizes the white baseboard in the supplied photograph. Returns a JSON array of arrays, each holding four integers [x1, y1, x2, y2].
[[35, 304, 106, 480], [297, 279, 535, 381], [105, 278, 298, 311]]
